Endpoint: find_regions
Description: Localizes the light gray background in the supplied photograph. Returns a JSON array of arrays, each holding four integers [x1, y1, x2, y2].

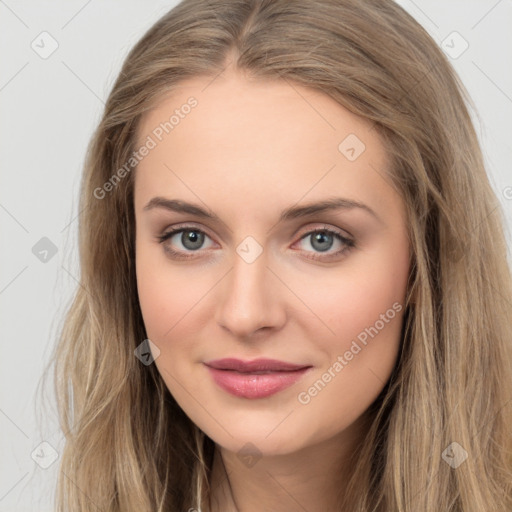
[[1, 1, 511, 510]]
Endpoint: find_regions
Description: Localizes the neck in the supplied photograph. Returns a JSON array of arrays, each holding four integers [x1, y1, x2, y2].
[[206, 412, 372, 512]]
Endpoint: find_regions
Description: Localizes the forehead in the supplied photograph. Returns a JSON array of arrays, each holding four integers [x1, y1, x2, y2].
[[136, 69, 378, 156], [133, 69, 398, 222]]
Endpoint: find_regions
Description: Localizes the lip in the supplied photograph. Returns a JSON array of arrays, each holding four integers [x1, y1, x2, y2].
[[204, 358, 313, 399], [205, 357, 309, 372]]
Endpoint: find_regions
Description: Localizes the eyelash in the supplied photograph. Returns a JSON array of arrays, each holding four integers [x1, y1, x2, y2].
[[156, 225, 356, 261]]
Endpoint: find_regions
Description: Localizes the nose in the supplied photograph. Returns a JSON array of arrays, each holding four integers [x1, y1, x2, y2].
[[214, 247, 286, 339]]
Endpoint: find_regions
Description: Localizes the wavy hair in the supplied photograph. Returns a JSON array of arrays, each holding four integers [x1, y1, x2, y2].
[[47, 0, 512, 510]]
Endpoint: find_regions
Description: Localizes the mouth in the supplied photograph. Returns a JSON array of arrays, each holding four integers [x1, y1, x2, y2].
[[204, 358, 313, 399]]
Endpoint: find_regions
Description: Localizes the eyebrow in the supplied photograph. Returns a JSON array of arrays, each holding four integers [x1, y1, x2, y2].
[[143, 196, 381, 223]]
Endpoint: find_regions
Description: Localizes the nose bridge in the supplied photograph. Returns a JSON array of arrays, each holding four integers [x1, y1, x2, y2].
[[215, 243, 284, 336]]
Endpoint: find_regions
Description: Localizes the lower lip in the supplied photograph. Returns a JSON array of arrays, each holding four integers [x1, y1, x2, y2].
[[205, 365, 312, 399]]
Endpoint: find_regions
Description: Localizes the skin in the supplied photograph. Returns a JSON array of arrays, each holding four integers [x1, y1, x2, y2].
[[134, 67, 411, 512]]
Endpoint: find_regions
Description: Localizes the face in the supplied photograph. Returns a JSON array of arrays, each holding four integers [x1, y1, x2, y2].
[[133, 69, 410, 456]]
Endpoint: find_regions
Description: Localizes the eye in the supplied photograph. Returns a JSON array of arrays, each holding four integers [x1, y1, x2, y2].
[[293, 227, 355, 261], [157, 224, 355, 261], [157, 226, 215, 259]]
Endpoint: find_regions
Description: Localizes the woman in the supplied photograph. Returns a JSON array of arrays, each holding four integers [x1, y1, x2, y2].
[[49, 0, 512, 510]]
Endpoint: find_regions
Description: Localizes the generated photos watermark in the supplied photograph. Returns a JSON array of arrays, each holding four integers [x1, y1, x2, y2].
[[94, 96, 198, 200], [297, 301, 403, 405]]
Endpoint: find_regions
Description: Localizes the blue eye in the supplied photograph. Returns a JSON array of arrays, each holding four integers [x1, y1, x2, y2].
[[157, 228, 213, 257], [157, 226, 355, 261], [295, 228, 355, 261]]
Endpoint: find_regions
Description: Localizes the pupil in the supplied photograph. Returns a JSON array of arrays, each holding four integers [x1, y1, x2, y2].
[[182, 230, 204, 250], [311, 232, 333, 252]]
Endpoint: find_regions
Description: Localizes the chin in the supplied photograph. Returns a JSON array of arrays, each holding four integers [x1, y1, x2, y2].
[[197, 411, 314, 456], [213, 432, 303, 457]]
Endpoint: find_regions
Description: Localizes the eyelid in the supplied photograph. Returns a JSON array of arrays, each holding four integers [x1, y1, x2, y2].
[[294, 223, 353, 241], [158, 222, 217, 242]]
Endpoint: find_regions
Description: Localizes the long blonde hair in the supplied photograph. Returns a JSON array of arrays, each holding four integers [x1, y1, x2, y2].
[[47, 0, 512, 510]]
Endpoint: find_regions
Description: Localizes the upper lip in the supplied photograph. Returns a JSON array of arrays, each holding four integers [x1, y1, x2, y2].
[[204, 358, 311, 372]]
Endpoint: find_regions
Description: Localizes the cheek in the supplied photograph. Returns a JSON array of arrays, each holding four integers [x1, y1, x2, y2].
[[135, 242, 211, 342], [292, 246, 407, 407], [296, 276, 404, 438], [293, 246, 408, 347], [136, 256, 176, 341]]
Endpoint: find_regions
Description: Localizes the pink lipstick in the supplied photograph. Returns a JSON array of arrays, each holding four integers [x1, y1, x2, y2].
[[204, 358, 312, 399]]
